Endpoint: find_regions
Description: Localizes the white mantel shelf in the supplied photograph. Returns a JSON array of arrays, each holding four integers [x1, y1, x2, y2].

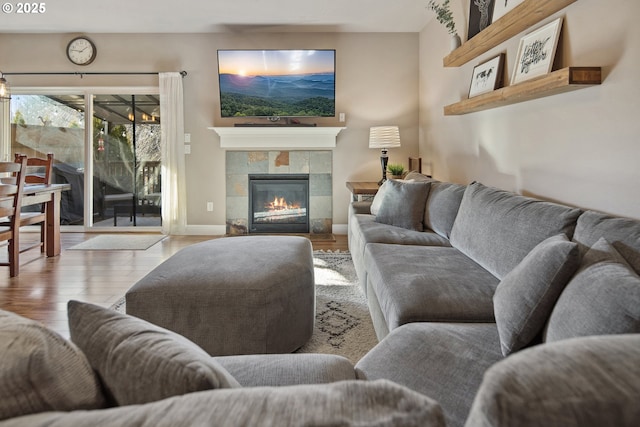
[[209, 126, 346, 149]]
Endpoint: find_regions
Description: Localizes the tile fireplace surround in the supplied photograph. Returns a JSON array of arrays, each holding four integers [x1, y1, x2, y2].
[[226, 150, 332, 235]]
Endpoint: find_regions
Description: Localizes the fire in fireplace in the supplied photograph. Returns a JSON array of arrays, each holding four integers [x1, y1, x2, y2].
[[248, 174, 309, 233]]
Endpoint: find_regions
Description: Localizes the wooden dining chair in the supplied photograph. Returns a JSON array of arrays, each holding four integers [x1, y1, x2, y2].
[[13, 153, 54, 253], [0, 156, 27, 277]]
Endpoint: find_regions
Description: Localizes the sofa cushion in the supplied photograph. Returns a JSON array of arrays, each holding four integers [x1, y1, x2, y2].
[[374, 179, 431, 231], [365, 244, 499, 331], [465, 334, 640, 427], [494, 234, 580, 356], [353, 214, 452, 248], [67, 300, 240, 407], [545, 238, 640, 342], [572, 210, 640, 274], [424, 181, 466, 238], [214, 353, 356, 387], [356, 322, 502, 427], [450, 182, 582, 279], [2, 380, 446, 427], [0, 309, 106, 421]]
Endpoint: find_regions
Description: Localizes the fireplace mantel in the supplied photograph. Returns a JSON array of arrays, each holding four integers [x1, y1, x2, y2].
[[210, 126, 346, 149]]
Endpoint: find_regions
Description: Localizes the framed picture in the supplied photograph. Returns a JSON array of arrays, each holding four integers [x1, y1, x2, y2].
[[492, 0, 525, 23], [512, 17, 563, 85], [469, 54, 505, 98], [468, 0, 495, 40]]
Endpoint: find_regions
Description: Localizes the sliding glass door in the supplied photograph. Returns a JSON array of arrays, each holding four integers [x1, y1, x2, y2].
[[91, 94, 161, 228], [6, 89, 161, 229]]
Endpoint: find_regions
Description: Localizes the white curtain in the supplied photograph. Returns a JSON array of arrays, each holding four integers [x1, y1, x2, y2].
[[159, 72, 187, 234]]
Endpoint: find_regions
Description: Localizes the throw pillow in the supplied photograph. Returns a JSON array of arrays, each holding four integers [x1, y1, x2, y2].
[[374, 179, 430, 231], [370, 180, 389, 216], [0, 309, 106, 421], [493, 234, 580, 356], [67, 300, 241, 406], [545, 238, 640, 342]]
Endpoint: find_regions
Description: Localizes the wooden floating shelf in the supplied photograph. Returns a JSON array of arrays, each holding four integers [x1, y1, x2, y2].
[[444, 0, 578, 68], [444, 67, 601, 116]]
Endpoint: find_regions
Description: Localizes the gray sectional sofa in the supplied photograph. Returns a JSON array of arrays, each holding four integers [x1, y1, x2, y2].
[[0, 301, 444, 426], [1, 173, 638, 426], [349, 172, 640, 426]]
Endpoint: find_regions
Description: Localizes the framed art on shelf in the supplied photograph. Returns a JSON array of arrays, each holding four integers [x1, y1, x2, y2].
[[469, 53, 505, 98], [512, 17, 563, 85], [468, 0, 495, 40], [492, 0, 525, 23]]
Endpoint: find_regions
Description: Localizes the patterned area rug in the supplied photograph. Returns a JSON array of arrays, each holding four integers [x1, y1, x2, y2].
[[111, 251, 378, 363]]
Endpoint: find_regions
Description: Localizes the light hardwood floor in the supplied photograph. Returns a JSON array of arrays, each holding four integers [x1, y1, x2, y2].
[[0, 232, 348, 338]]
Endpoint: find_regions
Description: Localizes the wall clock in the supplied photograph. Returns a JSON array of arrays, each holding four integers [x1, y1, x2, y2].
[[66, 36, 97, 66]]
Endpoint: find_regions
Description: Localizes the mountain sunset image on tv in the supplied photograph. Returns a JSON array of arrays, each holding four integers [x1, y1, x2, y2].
[[217, 49, 336, 118]]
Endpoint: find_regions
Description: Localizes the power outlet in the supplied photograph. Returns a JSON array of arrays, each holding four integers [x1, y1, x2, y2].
[[206, 202, 214, 212], [339, 112, 346, 122]]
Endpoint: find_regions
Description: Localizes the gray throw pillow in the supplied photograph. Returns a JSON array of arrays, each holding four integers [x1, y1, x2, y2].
[[494, 234, 580, 356], [466, 334, 640, 427], [67, 300, 241, 406], [370, 180, 389, 216], [374, 179, 430, 231], [0, 309, 106, 421], [545, 238, 640, 342]]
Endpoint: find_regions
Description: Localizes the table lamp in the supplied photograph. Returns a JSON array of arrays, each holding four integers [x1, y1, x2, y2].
[[369, 126, 401, 185]]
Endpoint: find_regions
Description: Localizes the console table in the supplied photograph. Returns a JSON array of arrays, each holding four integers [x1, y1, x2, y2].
[[346, 181, 379, 202]]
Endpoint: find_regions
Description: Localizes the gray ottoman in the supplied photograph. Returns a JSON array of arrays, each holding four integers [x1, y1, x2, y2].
[[125, 235, 315, 356]]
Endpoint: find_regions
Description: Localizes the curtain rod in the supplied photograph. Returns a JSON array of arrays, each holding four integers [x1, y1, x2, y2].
[[2, 71, 187, 77]]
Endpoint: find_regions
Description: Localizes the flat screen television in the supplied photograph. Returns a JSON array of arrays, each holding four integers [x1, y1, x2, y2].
[[217, 49, 336, 118]]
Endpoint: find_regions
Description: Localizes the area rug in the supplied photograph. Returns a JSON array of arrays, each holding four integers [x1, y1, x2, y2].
[[69, 234, 167, 251], [110, 251, 378, 363]]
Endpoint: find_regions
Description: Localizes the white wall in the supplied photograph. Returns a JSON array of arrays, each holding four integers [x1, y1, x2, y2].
[[0, 32, 419, 231], [420, 0, 640, 220]]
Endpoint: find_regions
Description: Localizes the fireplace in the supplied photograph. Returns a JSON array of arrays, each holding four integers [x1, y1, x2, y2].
[[249, 174, 309, 233], [226, 150, 332, 235]]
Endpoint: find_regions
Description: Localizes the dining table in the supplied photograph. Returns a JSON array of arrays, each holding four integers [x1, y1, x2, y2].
[[21, 183, 71, 257]]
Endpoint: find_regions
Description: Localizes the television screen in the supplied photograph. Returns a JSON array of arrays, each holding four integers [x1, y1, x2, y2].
[[217, 49, 336, 118]]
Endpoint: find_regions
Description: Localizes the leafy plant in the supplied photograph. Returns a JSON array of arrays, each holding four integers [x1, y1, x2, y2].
[[428, 0, 457, 35], [387, 163, 406, 176]]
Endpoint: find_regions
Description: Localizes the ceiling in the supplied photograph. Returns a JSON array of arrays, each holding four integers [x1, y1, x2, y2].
[[0, 0, 431, 34]]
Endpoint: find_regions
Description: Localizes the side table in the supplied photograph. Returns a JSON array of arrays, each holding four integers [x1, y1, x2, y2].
[[346, 181, 380, 202]]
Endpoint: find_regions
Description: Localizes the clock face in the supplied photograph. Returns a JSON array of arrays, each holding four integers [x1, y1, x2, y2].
[[66, 37, 96, 66]]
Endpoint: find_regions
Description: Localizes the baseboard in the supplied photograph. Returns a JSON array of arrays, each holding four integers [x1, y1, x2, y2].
[[332, 224, 348, 235], [182, 225, 227, 235]]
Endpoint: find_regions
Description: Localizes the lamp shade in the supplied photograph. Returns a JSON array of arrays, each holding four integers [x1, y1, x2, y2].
[[369, 126, 401, 149]]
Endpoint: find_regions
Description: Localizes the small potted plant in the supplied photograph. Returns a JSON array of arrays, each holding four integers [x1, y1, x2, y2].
[[427, 0, 461, 51], [387, 163, 406, 179]]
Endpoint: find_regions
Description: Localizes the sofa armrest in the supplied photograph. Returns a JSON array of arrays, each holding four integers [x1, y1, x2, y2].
[[350, 201, 372, 215], [213, 353, 357, 387], [465, 334, 640, 427]]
